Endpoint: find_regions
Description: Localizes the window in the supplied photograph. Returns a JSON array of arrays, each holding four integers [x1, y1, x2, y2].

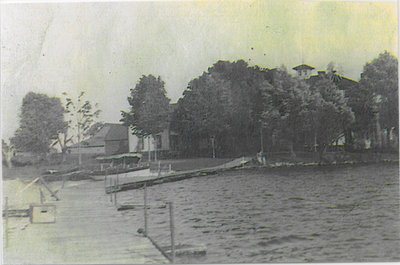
[[140, 137, 144, 150], [156, 135, 162, 149]]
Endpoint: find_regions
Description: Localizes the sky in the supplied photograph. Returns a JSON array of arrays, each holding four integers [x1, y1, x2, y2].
[[1, 0, 398, 141]]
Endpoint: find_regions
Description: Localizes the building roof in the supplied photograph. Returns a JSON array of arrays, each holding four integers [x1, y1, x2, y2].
[[307, 72, 358, 91], [104, 124, 128, 141], [69, 123, 128, 148], [292, 64, 315, 71]]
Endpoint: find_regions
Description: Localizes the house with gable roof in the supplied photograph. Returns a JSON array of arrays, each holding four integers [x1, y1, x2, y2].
[[292, 64, 315, 79], [292, 64, 358, 92], [68, 123, 129, 156]]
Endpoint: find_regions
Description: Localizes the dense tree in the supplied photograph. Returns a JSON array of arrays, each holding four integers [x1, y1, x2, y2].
[[171, 72, 228, 156], [121, 75, 171, 137], [261, 67, 311, 158], [308, 76, 355, 161], [11, 92, 66, 155], [344, 79, 375, 150], [171, 60, 271, 156], [359, 51, 398, 149]]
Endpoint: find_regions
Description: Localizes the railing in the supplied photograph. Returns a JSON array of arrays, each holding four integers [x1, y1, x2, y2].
[[3, 178, 59, 248], [105, 170, 176, 263], [142, 184, 176, 263]]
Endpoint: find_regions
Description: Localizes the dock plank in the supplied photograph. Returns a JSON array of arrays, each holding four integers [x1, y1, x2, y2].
[[3, 180, 168, 264]]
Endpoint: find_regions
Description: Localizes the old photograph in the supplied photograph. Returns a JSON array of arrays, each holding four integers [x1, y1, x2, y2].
[[1, 0, 399, 263]]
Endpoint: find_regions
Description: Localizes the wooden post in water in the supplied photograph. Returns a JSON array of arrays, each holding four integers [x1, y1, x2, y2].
[[60, 175, 66, 190], [39, 177, 60, 201], [148, 137, 151, 162], [169, 201, 175, 263], [144, 183, 148, 236], [104, 169, 107, 194], [110, 177, 113, 203], [40, 189, 44, 204], [4, 197, 9, 248], [116, 167, 119, 186], [113, 177, 117, 206]]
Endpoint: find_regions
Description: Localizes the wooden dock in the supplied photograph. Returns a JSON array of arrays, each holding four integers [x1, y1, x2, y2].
[[3, 179, 168, 264], [105, 157, 251, 194]]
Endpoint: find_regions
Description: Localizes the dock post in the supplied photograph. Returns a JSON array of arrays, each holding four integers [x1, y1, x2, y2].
[[113, 178, 117, 206], [104, 169, 107, 194], [144, 183, 148, 236], [169, 201, 175, 263], [39, 177, 60, 201], [61, 175, 66, 190], [40, 189, 44, 204], [110, 177, 113, 203], [116, 167, 119, 187], [4, 197, 8, 248]]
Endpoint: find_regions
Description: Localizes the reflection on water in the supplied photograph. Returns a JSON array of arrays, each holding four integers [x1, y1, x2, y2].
[[118, 164, 399, 263]]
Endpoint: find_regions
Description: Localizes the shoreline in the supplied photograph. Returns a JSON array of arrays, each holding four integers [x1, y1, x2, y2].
[[105, 158, 399, 193]]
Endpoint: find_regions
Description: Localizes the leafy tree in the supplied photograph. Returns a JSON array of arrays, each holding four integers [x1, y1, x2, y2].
[[207, 61, 270, 154], [62, 91, 102, 143], [2, 139, 14, 167], [344, 79, 375, 150], [11, 92, 66, 155], [121, 75, 171, 137], [359, 51, 398, 149], [54, 91, 101, 164], [308, 77, 355, 161], [261, 67, 311, 158], [171, 72, 228, 156], [171, 60, 271, 156]]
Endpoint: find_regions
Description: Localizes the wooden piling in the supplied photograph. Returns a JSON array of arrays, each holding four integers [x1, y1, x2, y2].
[[39, 177, 60, 201], [61, 175, 66, 190], [113, 178, 117, 206], [104, 169, 107, 194], [4, 197, 8, 248], [169, 201, 175, 263], [116, 167, 119, 187], [40, 189, 44, 204], [110, 177, 113, 203], [144, 184, 148, 236]]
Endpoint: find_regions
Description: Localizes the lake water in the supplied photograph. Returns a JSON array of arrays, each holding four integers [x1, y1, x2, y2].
[[117, 163, 399, 263]]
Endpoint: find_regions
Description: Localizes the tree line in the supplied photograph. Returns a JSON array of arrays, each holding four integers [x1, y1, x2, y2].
[[122, 51, 398, 159], [5, 50, 398, 164]]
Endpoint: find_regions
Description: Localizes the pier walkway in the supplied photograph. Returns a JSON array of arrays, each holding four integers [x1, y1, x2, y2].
[[103, 157, 252, 193], [3, 179, 168, 264]]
